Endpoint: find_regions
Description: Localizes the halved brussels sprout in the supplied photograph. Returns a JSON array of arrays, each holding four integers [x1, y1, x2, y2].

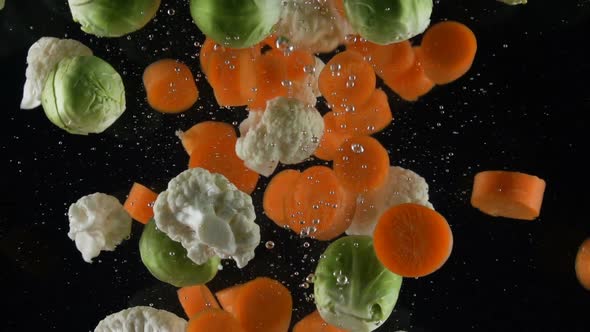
[[67, 0, 161, 37], [189, 0, 281, 48], [139, 219, 220, 287], [41, 55, 125, 135], [314, 235, 402, 332], [344, 0, 433, 45]]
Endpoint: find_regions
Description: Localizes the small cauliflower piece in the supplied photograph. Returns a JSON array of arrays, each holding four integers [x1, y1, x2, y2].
[[68, 193, 132, 263], [154, 168, 260, 268], [346, 166, 434, 236], [275, 0, 354, 54], [236, 96, 324, 177], [20, 37, 92, 110], [94, 306, 187, 332]]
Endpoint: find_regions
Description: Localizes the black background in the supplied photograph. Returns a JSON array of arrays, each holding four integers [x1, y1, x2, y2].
[[1, 0, 589, 331]]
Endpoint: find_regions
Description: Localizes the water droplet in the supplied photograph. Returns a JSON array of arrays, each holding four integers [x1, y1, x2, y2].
[[336, 274, 349, 286], [167, 8, 176, 15], [306, 273, 315, 283], [330, 63, 341, 72], [265, 241, 275, 249], [281, 80, 292, 87], [351, 143, 364, 153], [303, 65, 315, 74], [300, 282, 310, 289], [346, 80, 355, 88], [303, 242, 310, 248]]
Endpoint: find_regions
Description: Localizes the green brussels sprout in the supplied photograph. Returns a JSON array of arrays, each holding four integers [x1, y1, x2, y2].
[[189, 0, 281, 48], [41, 55, 125, 135], [139, 219, 220, 287], [314, 235, 402, 332], [344, 0, 433, 45], [67, 0, 161, 37]]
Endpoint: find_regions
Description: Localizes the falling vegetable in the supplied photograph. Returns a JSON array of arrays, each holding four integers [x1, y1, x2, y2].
[[263, 169, 302, 227], [373, 203, 453, 278], [94, 306, 186, 331], [382, 46, 435, 101], [346, 37, 415, 79], [294, 310, 349, 332], [143, 59, 199, 114], [123, 182, 158, 225], [67, 0, 161, 37], [575, 238, 590, 290], [331, 88, 393, 136], [314, 112, 352, 161], [470, 170, 546, 220], [177, 284, 220, 319], [420, 20, 478, 84], [186, 309, 245, 332]]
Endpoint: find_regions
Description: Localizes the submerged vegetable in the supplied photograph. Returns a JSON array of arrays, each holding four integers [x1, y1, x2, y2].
[[67, 0, 161, 37], [498, 0, 527, 4], [41, 55, 126, 135], [189, 0, 281, 48], [343, 0, 433, 44], [314, 236, 402, 332], [139, 219, 220, 287]]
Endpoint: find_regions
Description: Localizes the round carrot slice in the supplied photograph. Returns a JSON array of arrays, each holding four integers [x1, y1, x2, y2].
[[263, 169, 302, 227], [234, 277, 293, 332], [177, 284, 220, 319], [199, 37, 217, 76], [293, 310, 348, 332], [471, 170, 546, 220], [382, 47, 435, 102], [187, 308, 245, 332], [336, 88, 393, 136], [374, 203, 453, 278], [576, 238, 590, 290], [420, 21, 477, 84], [314, 112, 351, 161], [318, 50, 376, 107], [346, 38, 414, 78], [333, 136, 389, 193], [178, 121, 237, 156], [143, 59, 199, 113], [123, 182, 158, 224]]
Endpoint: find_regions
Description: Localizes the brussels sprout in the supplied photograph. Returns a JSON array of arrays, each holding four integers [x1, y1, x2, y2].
[[189, 0, 281, 49], [67, 0, 161, 37], [139, 219, 220, 287], [314, 235, 402, 332], [41, 55, 125, 135], [344, 0, 433, 45]]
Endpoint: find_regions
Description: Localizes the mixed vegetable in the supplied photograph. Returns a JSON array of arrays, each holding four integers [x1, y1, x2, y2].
[[18, 0, 556, 330]]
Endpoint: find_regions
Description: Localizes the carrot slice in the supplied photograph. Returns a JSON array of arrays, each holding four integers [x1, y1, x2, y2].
[[177, 121, 237, 156], [293, 310, 348, 332], [576, 238, 590, 291], [199, 38, 217, 76], [233, 277, 292, 332], [206, 44, 260, 106], [263, 169, 302, 227], [335, 88, 393, 136], [470, 170, 546, 220], [215, 284, 243, 316], [346, 38, 414, 79], [382, 46, 435, 102], [314, 112, 352, 161], [143, 59, 199, 113], [187, 308, 245, 332], [178, 284, 220, 319], [374, 203, 453, 278], [318, 50, 376, 108], [284, 166, 353, 240], [123, 182, 158, 224], [332, 136, 389, 193], [420, 21, 477, 84]]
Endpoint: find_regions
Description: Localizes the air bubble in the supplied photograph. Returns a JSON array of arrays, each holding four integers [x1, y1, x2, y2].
[[351, 143, 365, 153], [265, 241, 275, 249]]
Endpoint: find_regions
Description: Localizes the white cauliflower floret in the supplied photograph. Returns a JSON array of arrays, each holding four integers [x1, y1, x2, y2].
[[20, 37, 92, 110], [153, 168, 259, 269], [346, 166, 434, 236], [309, 56, 325, 97], [67, 193, 132, 263], [236, 97, 324, 177], [275, 0, 354, 54], [94, 306, 186, 332]]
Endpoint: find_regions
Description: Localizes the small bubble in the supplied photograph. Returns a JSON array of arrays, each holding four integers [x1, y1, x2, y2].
[[303, 65, 316, 74], [303, 242, 310, 248], [281, 80, 293, 87], [330, 63, 341, 72], [167, 8, 176, 15], [346, 80, 355, 88], [336, 274, 349, 286], [265, 241, 275, 249], [300, 282, 310, 289], [168, 251, 176, 256], [306, 273, 315, 283], [351, 143, 364, 153]]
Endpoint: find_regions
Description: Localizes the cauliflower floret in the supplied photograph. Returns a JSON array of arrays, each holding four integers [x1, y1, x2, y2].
[[309, 56, 325, 98], [153, 168, 259, 269], [94, 306, 186, 332], [275, 0, 354, 54], [346, 166, 434, 236], [20, 37, 92, 110], [236, 97, 324, 177], [67, 193, 132, 263]]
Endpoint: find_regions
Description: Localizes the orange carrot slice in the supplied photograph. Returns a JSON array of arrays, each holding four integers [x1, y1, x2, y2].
[[178, 284, 220, 319], [420, 21, 477, 84], [206, 44, 260, 106], [314, 112, 352, 161], [318, 50, 376, 108], [263, 169, 302, 227], [374, 203, 453, 278], [187, 308, 245, 332], [332, 136, 389, 193], [293, 310, 348, 332], [471, 170, 546, 220], [330, 0, 346, 18], [382, 46, 435, 102], [284, 166, 353, 240], [346, 38, 414, 79], [199, 38, 217, 76], [215, 284, 243, 316], [336, 88, 393, 136], [576, 238, 590, 290], [123, 182, 158, 224], [233, 277, 292, 332], [143, 59, 199, 113], [178, 121, 236, 156]]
